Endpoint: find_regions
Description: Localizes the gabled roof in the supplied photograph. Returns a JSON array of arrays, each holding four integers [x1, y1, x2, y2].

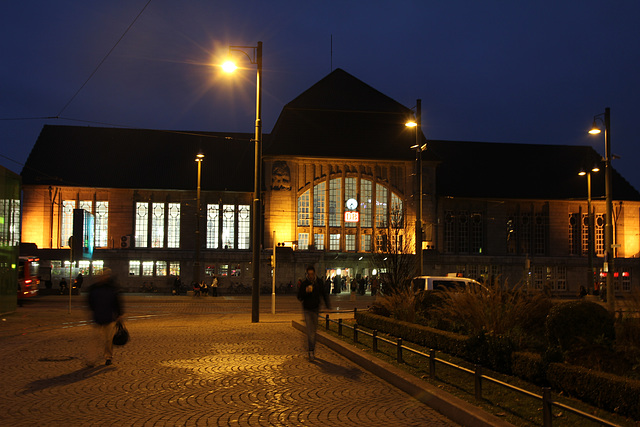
[[265, 68, 434, 161], [22, 125, 255, 191], [428, 140, 640, 201]]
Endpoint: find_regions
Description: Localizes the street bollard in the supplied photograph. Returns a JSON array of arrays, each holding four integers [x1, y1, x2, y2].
[[474, 364, 482, 400], [429, 349, 436, 378], [353, 324, 358, 343], [338, 318, 343, 336], [325, 314, 329, 330], [397, 338, 403, 363], [372, 330, 378, 352], [542, 387, 552, 426]]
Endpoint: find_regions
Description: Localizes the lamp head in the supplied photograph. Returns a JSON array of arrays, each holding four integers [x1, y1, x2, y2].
[[222, 60, 237, 73], [588, 120, 602, 135], [195, 152, 204, 162], [578, 170, 586, 176], [405, 120, 417, 128]]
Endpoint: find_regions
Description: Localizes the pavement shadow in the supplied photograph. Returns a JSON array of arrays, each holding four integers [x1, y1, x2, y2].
[[311, 358, 362, 380], [20, 365, 112, 394]]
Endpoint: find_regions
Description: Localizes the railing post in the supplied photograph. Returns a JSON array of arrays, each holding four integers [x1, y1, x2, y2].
[[338, 318, 342, 336], [474, 364, 482, 400], [353, 324, 358, 343], [429, 349, 436, 378], [397, 338, 403, 363], [372, 330, 378, 352], [542, 387, 553, 427], [325, 314, 329, 330], [354, 307, 357, 318]]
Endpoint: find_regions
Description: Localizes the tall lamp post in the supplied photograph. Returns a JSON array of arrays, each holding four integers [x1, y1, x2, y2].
[[578, 166, 599, 293], [589, 107, 614, 312], [406, 99, 425, 277], [223, 42, 263, 323], [194, 152, 204, 285]]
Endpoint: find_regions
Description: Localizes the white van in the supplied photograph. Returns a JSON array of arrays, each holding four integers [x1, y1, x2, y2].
[[411, 276, 480, 292]]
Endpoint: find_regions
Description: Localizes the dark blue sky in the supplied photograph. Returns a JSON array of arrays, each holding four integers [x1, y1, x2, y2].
[[2, 1, 639, 190]]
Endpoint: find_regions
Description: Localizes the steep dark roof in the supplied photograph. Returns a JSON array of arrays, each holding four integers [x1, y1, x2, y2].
[[428, 140, 640, 200], [22, 125, 255, 192], [265, 68, 434, 161]]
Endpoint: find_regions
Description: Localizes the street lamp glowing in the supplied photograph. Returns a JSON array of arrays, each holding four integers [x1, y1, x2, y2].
[[405, 120, 417, 127], [222, 60, 238, 73], [589, 122, 602, 135]]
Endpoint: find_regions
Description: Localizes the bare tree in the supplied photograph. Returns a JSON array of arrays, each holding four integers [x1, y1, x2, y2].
[[371, 204, 417, 294]]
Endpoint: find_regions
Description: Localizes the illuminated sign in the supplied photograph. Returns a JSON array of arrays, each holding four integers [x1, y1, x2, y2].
[[344, 211, 359, 222]]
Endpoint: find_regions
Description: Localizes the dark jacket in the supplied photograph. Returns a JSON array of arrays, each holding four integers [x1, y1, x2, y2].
[[87, 277, 123, 325], [297, 276, 331, 311]]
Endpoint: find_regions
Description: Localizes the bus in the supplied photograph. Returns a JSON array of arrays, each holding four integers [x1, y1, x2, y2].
[[18, 256, 40, 300]]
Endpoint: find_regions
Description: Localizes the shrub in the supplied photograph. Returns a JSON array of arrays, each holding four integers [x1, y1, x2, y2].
[[371, 284, 418, 323], [432, 281, 552, 350], [545, 300, 615, 353], [465, 330, 514, 373], [511, 351, 545, 385]]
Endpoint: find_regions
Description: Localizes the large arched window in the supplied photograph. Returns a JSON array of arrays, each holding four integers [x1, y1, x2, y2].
[[296, 177, 404, 252]]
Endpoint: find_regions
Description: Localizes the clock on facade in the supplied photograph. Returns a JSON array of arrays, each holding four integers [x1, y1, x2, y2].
[[345, 198, 358, 211]]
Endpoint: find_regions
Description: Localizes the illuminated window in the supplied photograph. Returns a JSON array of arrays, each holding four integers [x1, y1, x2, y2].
[[95, 202, 109, 248], [361, 179, 372, 228], [298, 190, 310, 226], [156, 261, 167, 276], [167, 203, 180, 248], [92, 260, 104, 276], [345, 178, 357, 228], [390, 193, 403, 228], [329, 233, 340, 251], [314, 233, 324, 250], [361, 234, 371, 252], [169, 261, 180, 276], [77, 260, 90, 275], [345, 234, 356, 251], [61, 200, 76, 247], [222, 205, 235, 249], [533, 265, 543, 290], [375, 184, 387, 227], [595, 214, 604, 256], [151, 203, 165, 248], [329, 178, 341, 226], [142, 261, 154, 276], [556, 266, 567, 290], [238, 205, 250, 249], [135, 203, 148, 248], [220, 264, 229, 276], [230, 265, 242, 276], [313, 182, 325, 227], [206, 204, 219, 249], [129, 260, 141, 276], [298, 233, 309, 250]]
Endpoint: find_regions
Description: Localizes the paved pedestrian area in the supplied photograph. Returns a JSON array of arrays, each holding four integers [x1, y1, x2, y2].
[[0, 296, 457, 426]]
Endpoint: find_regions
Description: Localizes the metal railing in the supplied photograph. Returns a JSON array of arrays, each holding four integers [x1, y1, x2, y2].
[[322, 310, 620, 427]]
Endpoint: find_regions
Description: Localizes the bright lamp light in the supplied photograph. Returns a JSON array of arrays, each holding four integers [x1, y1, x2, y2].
[[222, 60, 237, 73]]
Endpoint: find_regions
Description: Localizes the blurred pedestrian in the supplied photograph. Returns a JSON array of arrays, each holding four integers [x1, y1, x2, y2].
[[86, 268, 123, 366], [211, 276, 218, 297], [297, 265, 331, 361]]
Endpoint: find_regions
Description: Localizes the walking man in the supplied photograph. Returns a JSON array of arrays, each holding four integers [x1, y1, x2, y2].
[[297, 265, 331, 361], [87, 268, 123, 366]]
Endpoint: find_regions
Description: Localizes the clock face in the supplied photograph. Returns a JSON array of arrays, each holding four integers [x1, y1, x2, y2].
[[346, 198, 358, 210]]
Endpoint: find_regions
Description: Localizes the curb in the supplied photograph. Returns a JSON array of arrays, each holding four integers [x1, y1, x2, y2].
[[292, 320, 513, 427]]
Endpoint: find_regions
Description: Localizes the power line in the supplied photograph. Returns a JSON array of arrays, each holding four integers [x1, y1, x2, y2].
[[56, 0, 154, 117]]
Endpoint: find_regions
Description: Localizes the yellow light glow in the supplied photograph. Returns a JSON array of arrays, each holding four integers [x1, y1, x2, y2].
[[589, 128, 601, 135], [405, 121, 417, 127], [222, 60, 238, 73]]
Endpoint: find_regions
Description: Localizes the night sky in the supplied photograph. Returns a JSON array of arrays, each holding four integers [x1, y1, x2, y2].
[[2, 1, 639, 190]]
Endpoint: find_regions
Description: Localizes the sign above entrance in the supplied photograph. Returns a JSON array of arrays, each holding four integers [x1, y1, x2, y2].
[[345, 211, 359, 222]]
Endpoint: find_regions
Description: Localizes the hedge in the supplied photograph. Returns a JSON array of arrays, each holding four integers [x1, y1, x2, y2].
[[355, 311, 640, 420]]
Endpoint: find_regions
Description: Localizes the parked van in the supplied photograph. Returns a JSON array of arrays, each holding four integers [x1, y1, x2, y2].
[[411, 276, 480, 293]]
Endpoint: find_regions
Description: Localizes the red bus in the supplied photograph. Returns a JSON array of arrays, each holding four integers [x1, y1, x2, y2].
[[18, 256, 40, 299]]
